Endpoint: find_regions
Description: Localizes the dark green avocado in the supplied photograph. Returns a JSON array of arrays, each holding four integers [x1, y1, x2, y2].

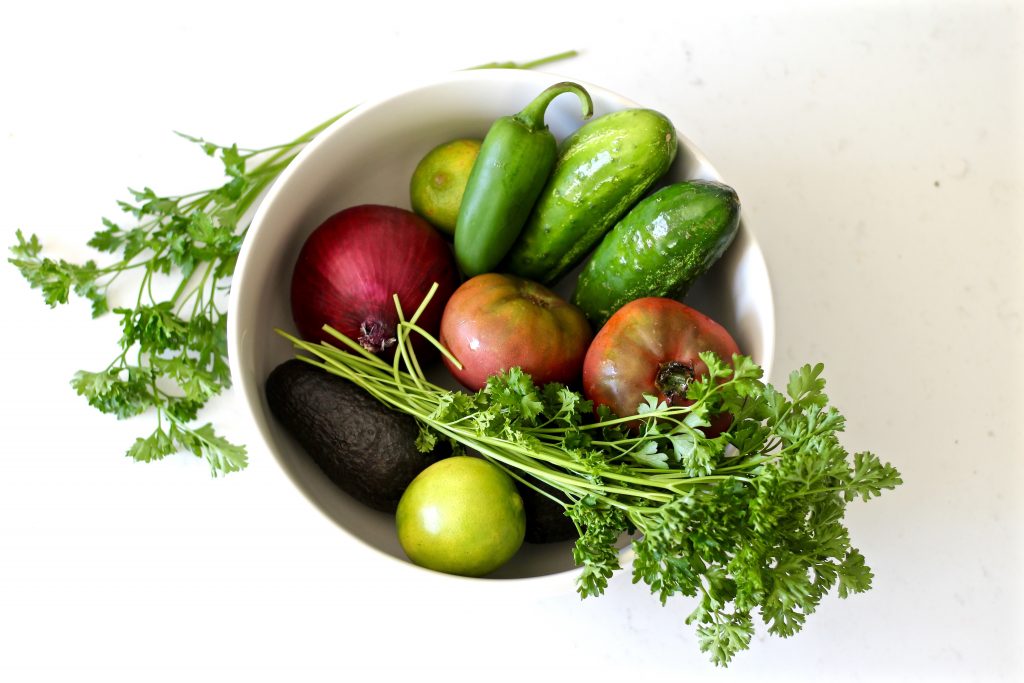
[[265, 359, 445, 513], [516, 477, 579, 544]]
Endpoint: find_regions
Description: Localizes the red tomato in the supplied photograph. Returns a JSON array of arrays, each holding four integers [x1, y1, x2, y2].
[[439, 273, 593, 390], [582, 298, 740, 434]]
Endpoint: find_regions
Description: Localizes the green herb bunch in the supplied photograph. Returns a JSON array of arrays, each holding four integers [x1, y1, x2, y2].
[[7, 127, 336, 475], [279, 285, 902, 666], [8, 52, 577, 475]]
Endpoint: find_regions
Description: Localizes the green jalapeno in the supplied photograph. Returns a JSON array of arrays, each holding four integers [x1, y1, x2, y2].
[[454, 81, 593, 277]]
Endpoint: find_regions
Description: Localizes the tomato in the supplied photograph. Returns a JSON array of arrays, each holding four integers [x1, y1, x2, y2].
[[582, 298, 740, 435], [439, 273, 592, 390], [396, 456, 525, 577]]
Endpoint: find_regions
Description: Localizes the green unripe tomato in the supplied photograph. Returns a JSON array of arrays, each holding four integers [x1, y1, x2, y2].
[[396, 456, 525, 577]]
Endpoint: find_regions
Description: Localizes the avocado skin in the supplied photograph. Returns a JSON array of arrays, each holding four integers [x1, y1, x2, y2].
[[265, 359, 444, 513], [516, 477, 579, 544]]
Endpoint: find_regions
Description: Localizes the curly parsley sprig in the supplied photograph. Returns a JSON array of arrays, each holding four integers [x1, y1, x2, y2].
[[8, 51, 578, 475], [8, 117, 349, 475], [277, 284, 902, 666]]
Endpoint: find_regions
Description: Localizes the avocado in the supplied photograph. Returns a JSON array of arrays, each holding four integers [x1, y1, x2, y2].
[[516, 476, 579, 544], [265, 359, 445, 513]]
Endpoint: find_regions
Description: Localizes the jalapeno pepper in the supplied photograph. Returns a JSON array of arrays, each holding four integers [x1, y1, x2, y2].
[[454, 81, 593, 277]]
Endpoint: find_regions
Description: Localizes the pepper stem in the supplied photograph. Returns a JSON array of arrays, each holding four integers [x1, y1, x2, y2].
[[514, 81, 593, 132]]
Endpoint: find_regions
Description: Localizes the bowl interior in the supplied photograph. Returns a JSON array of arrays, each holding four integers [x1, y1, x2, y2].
[[229, 69, 775, 581]]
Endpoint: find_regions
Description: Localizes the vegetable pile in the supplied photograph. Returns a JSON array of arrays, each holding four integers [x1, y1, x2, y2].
[[9, 59, 902, 666], [268, 81, 902, 665], [277, 288, 901, 666]]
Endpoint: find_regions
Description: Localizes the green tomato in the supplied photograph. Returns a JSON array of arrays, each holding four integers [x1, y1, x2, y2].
[[396, 456, 525, 577]]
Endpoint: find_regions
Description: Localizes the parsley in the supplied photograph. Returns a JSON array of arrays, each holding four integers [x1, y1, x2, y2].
[[278, 284, 902, 666], [8, 51, 577, 475]]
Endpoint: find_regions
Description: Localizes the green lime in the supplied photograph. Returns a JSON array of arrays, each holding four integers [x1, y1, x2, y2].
[[395, 456, 525, 577], [409, 138, 481, 235]]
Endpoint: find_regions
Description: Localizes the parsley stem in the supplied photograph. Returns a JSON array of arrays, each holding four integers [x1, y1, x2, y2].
[[493, 462, 579, 509], [283, 329, 678, 504], [529, 405, 698, 433], [785, 486, 844, 499], [399, 321, 463, 369], [469, 49, 580, 71], [713, 454, 778, 473], [391, 295, 424, 393]]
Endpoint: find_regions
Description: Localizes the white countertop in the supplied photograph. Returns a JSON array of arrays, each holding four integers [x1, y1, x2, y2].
[[1, 1, 1021, 681]]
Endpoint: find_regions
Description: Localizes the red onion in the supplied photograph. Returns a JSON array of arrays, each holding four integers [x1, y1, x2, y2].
[[290, 204, 459, 356]]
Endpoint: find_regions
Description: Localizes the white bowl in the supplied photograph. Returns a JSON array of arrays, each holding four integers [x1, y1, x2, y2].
[[228, 69, 775, 585]]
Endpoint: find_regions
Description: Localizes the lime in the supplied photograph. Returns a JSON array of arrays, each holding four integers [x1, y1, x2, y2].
[[395, 456, 525, 577], [409, 138, 481, 235]]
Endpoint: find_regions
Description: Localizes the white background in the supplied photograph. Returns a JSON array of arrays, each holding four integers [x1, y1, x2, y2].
[[1, 1, 1021, 681]]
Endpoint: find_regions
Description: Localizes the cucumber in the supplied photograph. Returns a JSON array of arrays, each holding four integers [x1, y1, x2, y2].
[[571, 180, 741, 327], [502, 108, 677, 284]]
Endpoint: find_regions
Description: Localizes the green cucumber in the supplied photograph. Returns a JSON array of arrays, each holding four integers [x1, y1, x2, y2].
[[571, 180, 741, 327], [502, 108, 677, 284]]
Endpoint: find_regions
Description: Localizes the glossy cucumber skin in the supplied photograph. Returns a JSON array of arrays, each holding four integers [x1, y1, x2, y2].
[[502, 109, 677, 284], [572, 180, 741, 327], [454, 118, 557, 277]]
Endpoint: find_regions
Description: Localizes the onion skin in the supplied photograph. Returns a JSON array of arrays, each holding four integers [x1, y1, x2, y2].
[[290, 205, 459, 356]]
